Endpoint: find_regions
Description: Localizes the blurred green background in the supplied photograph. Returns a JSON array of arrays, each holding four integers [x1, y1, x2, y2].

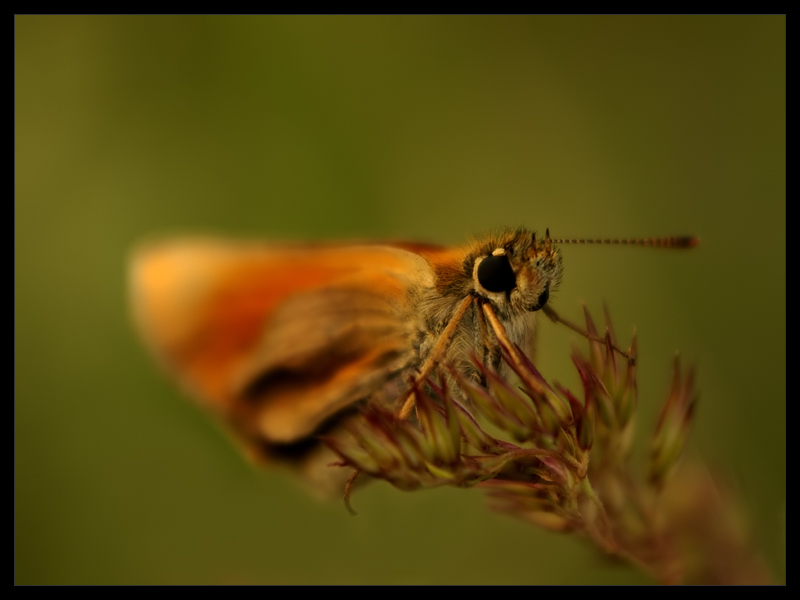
[[16, 16, 784, 584]]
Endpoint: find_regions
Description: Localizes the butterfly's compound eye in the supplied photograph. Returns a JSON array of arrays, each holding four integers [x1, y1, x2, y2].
[[532, 285, 549, 311], [477, 254, 516, 293]]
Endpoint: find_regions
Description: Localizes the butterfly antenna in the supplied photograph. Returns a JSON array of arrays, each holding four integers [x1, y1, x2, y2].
[[546, 229, 699, 248]]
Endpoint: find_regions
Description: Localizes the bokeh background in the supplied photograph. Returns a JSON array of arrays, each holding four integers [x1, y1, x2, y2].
[[16, 16, 784, 584]]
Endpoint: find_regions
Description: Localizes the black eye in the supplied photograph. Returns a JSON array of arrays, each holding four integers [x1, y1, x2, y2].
[[531, 285, 549, 311], [477, 254, 516, 293]]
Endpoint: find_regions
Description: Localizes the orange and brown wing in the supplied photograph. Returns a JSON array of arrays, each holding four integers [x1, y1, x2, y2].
[[129, 239, 435, 449]]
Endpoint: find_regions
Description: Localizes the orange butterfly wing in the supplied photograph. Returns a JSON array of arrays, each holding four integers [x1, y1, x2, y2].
[[129, 239, 437, 450]]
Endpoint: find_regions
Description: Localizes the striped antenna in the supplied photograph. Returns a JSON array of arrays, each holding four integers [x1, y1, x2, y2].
[[545, 229, 699, 248]]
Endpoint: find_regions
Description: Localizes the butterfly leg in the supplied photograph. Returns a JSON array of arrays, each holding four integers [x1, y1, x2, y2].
[[542, 305, 634, 364], [398, 294, 474, 420]]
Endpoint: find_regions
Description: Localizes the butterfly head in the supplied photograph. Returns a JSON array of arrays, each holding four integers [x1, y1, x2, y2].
[[473, 229, 563, 314]]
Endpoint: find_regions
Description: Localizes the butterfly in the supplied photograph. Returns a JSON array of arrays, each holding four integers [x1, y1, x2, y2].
[[129, 228, 696, 489]]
